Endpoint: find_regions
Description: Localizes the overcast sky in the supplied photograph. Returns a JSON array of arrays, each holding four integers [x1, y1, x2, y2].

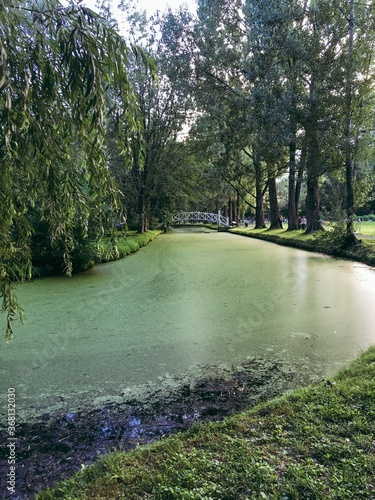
[[81, 0, 196, 16], [136, 0, 195, 15]]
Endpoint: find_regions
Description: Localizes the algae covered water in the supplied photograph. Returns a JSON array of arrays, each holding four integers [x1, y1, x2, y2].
[[1, 227, 375, 420]]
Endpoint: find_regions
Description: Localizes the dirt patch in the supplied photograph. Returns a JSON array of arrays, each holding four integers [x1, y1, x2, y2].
[[0, 357, 322, 499]]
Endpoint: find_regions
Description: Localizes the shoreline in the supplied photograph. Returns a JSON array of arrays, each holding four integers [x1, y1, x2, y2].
[[1, 355, 322, 498], [36, 346, 375, 499], [228, 226, 375, 268]]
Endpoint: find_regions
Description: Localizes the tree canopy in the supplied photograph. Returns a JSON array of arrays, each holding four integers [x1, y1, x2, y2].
[[0, 0, 151, 340]]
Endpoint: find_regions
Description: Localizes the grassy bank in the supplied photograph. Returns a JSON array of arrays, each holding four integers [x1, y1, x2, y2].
[[229, 226, 375, 268], [31, 230, 162, 277], [97, 230, 162, 263], [37, 346, 375, 499]]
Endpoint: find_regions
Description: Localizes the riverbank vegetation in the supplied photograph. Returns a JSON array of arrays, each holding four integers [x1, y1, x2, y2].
[[31, 229, 161, 278], [97, 230, 161, 263], [230, 223, 375, 267], [37, 346, 375, 499]]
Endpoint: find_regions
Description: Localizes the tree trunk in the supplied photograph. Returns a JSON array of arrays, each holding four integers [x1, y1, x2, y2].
[[287, 128, 298, 230], [223, 205, 228, 220], [138, 187, 145, 234], [345, 156, 358, 246], [254, 151, 266, 229], [232, 199, 237, 226], [137, 164, 148, 234], [295, 141, 306, 215], [305, 76, 323, 234], [305, 175, 323, 233], [344, 0, 358, 247], [235, 192, 240, 226], [268, 164, 281, 229]]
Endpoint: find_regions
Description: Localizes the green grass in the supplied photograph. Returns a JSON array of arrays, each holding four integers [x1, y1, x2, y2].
[[37, 346, 375, 499], [230, 221, 375, 239], [229, 225, 375, 267], [231, 226, 313, 239], [97, 230, 161, 262], [354, 221, 375, 237]]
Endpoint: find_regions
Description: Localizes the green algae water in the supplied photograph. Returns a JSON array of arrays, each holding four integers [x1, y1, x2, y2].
[[2, 227, 375, 420]]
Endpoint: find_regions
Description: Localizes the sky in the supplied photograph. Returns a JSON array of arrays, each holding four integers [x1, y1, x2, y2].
[[82, 0, 196, 17], [135, 0, 195, 15]]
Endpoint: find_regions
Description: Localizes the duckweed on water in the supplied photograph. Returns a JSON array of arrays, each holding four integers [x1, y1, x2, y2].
[[37, 346, 375, 499]]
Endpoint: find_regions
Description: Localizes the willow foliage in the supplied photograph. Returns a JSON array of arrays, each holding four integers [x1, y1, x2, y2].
[[0, 0, 150, 341]]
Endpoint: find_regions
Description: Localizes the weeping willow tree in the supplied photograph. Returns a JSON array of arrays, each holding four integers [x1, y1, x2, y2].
[[0, 0, 152, 340]]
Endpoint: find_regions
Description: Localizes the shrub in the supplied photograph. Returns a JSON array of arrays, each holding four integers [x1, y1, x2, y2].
[[31, 220, 98, 277], [313, 222, 348, 255]]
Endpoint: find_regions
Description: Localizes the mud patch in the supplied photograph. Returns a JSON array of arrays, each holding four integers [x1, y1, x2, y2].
[[0, 357, 322, 499]]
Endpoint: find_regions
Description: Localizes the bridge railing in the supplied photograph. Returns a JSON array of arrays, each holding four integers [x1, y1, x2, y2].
[[172, 211, 229, 226]]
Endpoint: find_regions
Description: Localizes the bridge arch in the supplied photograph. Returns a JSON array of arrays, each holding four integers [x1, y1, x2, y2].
[[172, 211, 229, 227]]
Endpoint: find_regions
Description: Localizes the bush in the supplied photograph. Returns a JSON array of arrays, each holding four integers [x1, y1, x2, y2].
[[97, 231, 161, 263], [31, 220, 98, 277], [313, 222, 348, 255]]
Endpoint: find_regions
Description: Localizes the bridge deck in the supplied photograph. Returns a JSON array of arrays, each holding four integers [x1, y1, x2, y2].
[[172, 211, 229, 226]]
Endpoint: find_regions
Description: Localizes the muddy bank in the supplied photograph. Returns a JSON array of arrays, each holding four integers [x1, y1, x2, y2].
[[0, 357, 323, 499]]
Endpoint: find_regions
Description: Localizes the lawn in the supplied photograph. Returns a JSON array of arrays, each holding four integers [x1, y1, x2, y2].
[[354, 221, 375, 237]]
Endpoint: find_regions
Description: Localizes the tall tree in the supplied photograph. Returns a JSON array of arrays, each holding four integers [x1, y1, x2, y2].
[[0, 0, 146, 340], [300, 0, 375, 234], [243, 0, 308, 230], [187, 0, 265, 220], [341, 0, 375, 245], [110, 6, 198, 232]]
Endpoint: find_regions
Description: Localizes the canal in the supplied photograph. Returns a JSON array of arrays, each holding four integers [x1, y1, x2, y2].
[[1, 227, 375, 421]]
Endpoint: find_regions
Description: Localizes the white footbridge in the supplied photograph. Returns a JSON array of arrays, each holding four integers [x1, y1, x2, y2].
[[172, 211, 229, 227]]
